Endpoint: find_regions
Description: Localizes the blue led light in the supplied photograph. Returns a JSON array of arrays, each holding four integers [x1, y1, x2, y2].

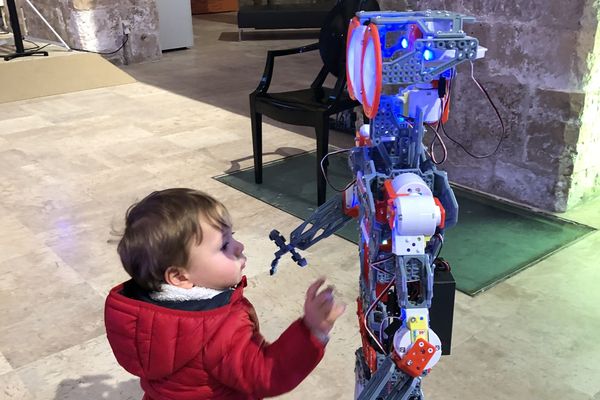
[[401, 38, 409, 49], [423, 49, 434, 61]]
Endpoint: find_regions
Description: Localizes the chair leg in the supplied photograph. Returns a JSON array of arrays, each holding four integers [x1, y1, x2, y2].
[[316, 117, 330, 206], [251, 105, 263, 184]]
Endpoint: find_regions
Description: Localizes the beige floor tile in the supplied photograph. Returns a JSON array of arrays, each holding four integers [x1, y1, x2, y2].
[[2, 176, 98, 222], [560, 195, 600, 229], [0, 247, 104, 368], [0, 104, 31, 121], [57, 124, 155, 155], [0, 371, 34, 400], [1, 115, 55, 135], [0, 215, 40, 263], [16, 335, 142, 400], [77, 167, 159, 204], [0, 352, 13, 375], [0, 284, 105, 369], [107, 82, 165, 98], [0, 136, 9, 151], [16, 95, 90, 121], [102, 137, 190, 165], [0, 248, 84, 299], [29, 151, 118, 184], [36, 210, 131, 295], [133, 110, 215, 136], [505, 232, 600, 315], [424, 333, 592, 400], [0, 148, 36, 170], [163, 126, 241, 148]]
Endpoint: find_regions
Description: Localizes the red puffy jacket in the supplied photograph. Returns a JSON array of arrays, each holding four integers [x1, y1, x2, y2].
[[104, 278, 325, 400]]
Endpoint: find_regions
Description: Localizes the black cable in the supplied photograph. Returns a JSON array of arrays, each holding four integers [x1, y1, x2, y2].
[[433, 233, 444, 260], [34, 43, 50, 51], [70, 34, 129, 55], [441, 63, 507, 159], [23, 38, 40, 49], [427, 233, 445, 271], [11, 39, 51, 52], [320, 148, 356, 192]]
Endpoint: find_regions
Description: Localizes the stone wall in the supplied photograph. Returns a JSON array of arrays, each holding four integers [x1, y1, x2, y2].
[[379, 0, 600, 212], [568, 4, 600, 208], [16, 0, 160, 64]]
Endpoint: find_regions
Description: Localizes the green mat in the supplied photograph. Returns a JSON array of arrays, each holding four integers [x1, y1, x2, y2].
[[215, 151, 595, 295]]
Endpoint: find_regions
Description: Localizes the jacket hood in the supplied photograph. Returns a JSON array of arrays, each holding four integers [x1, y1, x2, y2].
[[104, 279, 246, 380]]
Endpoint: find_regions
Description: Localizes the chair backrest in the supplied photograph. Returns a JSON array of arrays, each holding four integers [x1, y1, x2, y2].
[[318, 0, 380, 78]]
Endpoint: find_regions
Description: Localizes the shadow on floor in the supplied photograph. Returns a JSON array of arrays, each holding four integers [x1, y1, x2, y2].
[[196, 12, 238, 25], [121, 13, 348, 147], [54, 375, 141, 400], [224, 146, 306, 174]]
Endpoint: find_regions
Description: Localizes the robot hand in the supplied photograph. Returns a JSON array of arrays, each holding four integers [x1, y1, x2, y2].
[[269, 229, 307, 275]]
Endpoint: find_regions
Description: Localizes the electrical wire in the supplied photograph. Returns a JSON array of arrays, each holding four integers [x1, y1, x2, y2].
[[435, 91, 450, 163], [28, 43, 50, 51], [426, 115, 448, 165], [10, 38, 51, 52], [370, 256, 395, 276], [320, 147, 356, 192], [70, 34, 129, 55], [23, 38, 40, 48], [363, 277, 395, 354], [378, 316, 403, 347], [431, 233, 444, 260], [423, 79, 450, 165], [429, 127, 448, 164], [441, 61, 506, 158]]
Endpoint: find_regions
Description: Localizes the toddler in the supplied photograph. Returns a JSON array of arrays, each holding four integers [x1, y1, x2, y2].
[[104, 188, 346, 399]]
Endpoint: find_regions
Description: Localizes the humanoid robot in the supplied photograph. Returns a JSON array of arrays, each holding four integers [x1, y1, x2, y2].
[[269, 10, 485, 400]]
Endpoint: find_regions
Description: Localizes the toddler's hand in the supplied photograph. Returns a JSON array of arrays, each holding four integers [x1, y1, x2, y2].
[[302, 278, 346, 342]]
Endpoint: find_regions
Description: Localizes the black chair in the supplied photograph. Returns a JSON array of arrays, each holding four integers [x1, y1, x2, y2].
[[250, 0, 380, 205], [237, 1, 335, 40]]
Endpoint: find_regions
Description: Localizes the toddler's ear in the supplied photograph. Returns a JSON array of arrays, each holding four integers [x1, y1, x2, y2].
[[164, 266, 193, 288]]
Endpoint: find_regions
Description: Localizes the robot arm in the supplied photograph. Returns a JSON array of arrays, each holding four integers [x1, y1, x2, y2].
[[269, 190, 357, 274], [357, 354, 421, 400]]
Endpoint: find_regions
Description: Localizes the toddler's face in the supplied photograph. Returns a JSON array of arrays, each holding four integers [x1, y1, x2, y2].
[[184, 220, 246, 290]]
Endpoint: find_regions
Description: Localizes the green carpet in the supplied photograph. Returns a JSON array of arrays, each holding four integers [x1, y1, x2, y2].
[[215, 151, 595, 295]]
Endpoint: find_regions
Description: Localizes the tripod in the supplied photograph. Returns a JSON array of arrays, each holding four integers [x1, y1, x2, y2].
[[3, 0, 48, 61]]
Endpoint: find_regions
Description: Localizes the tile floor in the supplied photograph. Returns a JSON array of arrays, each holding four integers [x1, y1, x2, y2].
[[1, 13, 599, 400]]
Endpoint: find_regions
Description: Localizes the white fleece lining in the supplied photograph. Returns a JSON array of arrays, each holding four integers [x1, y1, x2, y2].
[[149, 284, 226, 302]]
